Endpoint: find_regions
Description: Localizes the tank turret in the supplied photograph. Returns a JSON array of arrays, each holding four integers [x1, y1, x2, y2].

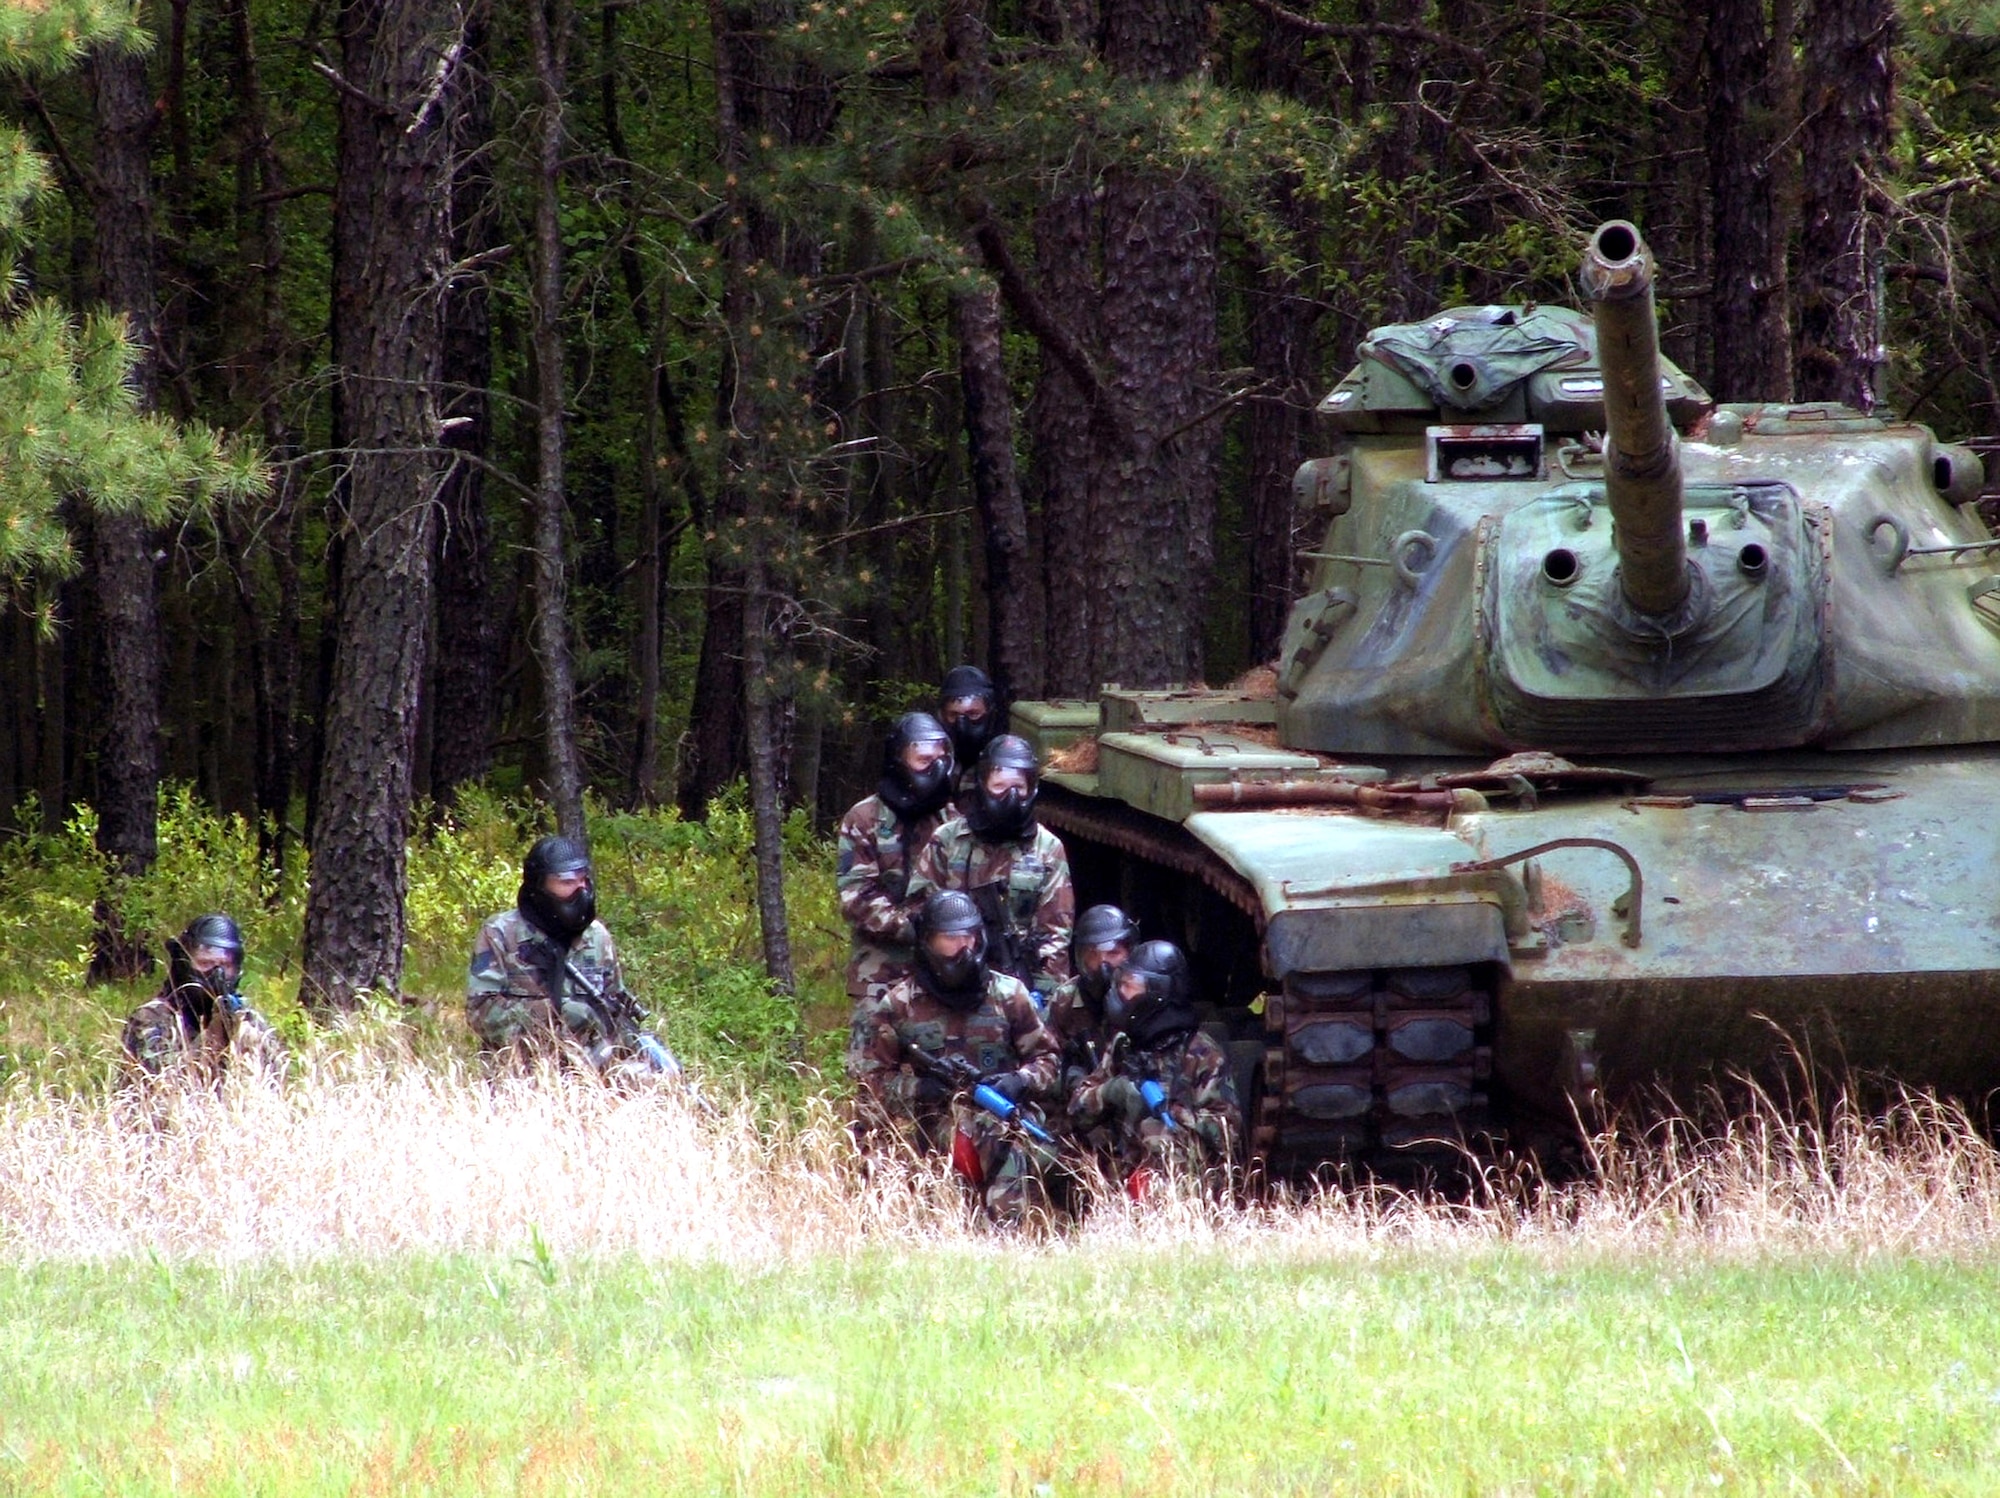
[[1580, 220, 1688, 618]]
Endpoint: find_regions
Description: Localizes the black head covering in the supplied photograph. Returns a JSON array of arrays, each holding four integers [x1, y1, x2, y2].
[[914, 889, 988, 1010], [1071, 903, 1140, 1009], [877, 711, 955, 823], [1104, 939, 1197, 1048], [166, 912, 245, 1017], [939, 664, 1001, 766], [962, 734, 1041, 843], [518, 835, 596, 945]]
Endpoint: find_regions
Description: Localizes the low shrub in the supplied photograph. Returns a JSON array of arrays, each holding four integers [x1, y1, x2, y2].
[[0, 784, 847, 1091]]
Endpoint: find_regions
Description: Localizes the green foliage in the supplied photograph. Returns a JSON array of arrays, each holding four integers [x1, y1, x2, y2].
[[0, 785, 846, 1089], [0, 0, 143, 78], [0, 2, 265, 583]]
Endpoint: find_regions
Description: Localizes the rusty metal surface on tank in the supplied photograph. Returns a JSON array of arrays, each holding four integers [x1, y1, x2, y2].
[[1013, 218, 2000, 1173]]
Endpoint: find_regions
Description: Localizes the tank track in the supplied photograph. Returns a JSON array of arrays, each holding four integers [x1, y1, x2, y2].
[[1039, 786, 1496, 1174], [1260, 967, 1494, 1174]]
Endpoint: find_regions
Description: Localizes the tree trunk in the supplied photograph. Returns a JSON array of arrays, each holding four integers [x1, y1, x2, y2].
[[1028, 191, 1101, 697], [710, 0, 796, 995], [1019, 0, 1218, 693], [301, 0, 461, 1010], [224, 0, 304, 871], [85, 40, 165, 981], [952, 281, 1040, 700], [1794, 0, 1894, 411], [430, 7, 501, 806], [527, 0, 587, 841], [1704, 0, 1796, 401]]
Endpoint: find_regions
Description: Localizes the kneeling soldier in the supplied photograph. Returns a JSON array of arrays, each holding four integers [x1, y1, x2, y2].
[[1068, 939, 1241, 1190], [1046, 902, 1139, 1106], [467, 835, 680, 1080], [848, 889, 1060, 1223], [836, 711, 956, 1013], [122, 913, 284, 1085]]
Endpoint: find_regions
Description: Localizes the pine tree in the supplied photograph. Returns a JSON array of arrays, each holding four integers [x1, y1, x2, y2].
[[0, 4, 263, 590]]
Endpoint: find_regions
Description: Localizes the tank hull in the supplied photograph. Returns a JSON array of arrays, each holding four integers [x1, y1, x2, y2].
[[1038, 743, 2000, 1163]]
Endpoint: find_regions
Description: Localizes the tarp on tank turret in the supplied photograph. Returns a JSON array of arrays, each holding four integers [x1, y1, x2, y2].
[[1363, 306, 1590, 413]]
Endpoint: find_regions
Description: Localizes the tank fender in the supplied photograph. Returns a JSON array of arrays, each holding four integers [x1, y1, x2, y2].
[[1183, 811, 1520, 977]]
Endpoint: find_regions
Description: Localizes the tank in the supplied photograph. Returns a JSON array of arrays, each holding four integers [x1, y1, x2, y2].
[[1013, 220, 2000, 1169]]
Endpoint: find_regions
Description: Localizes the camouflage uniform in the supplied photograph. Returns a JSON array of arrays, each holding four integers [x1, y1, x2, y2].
[[466, 907, 647, 1074], [847, 967, 1062, 1221], [121, 988, 283, 1086], [836, 794, 946, 1005], [1069, 1029, 1242, 1182], [906, 818, 1074, 1004], [1045, 975, 1114, 1102]]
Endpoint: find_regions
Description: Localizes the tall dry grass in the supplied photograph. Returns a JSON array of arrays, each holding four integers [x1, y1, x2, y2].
[[5, 1049, 2000, 1262]]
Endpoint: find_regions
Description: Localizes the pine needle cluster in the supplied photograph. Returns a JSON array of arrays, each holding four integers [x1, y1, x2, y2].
[[0, 0, 265, 583]]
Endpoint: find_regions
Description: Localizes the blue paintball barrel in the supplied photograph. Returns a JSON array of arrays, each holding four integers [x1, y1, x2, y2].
[[971, 1082, 1057, 1147], [635, 1032, 682, 1077], [1139, 1077, 1179, 1131]]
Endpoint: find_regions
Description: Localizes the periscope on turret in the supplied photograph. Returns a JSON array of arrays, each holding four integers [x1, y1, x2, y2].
[[1006, 220, 2000, 1174]]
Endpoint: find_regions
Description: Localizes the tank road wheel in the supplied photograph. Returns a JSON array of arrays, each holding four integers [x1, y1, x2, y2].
[[1255, 964, 1498, 1179]]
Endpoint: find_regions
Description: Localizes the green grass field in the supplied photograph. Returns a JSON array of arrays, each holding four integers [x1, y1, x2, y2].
[[9, 797, 2000, 1494], [7, 1247, 2000, 1494]]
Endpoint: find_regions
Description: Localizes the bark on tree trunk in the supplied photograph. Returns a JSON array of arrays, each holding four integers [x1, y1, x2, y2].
[[1017, 0, 1218, 694], [1704, 0, 1796, 401], [301, 0, 460, 1010], [431, 8, 501, 806], [1028, 191, 1101, 697], [710, 0, 796, 996], [86, 40, 165, 982], [1242, 259, 1319, 667], [527, 0, 587, 842], [952, 281, 1041, 702], [1794, 0, 1894, 411]]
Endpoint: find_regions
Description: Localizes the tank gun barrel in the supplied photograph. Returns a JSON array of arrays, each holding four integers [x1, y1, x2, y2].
[[1580, 221, 1688, 617]]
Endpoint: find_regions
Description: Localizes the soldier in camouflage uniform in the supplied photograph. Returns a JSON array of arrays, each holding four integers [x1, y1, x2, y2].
[[122, 913, 284, 1085], [848, 889, 1062, 1223], [467, 835, 681, 1080], [1045, 902, 1139, 1104], [1069, 939, 1241, 1189], [938, 664, 1001, 802], [906, 734, 1074, 1009], [837, 712, 955, 1010]]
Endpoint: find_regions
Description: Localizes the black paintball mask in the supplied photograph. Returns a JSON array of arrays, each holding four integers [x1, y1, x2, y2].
[[963, 734, 1041, 844], [939, 664, 1000, 768], [518, 834, 596, 946], [877, 711, 955, 823], [166, 913, 245, 1016], [914, 890, 989, 1010], [1071, 903, 1140, 1011], [1104, 939, 1197, 1048]]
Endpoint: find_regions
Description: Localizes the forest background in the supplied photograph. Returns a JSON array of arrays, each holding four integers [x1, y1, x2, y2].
[[0, 0, 1997, 1022]]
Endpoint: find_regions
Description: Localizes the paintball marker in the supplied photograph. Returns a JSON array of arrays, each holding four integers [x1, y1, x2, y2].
[[563, 958, 682, 1077], [904, 1043, 1056, 1146], [1138, 1077, 1180, 1132]]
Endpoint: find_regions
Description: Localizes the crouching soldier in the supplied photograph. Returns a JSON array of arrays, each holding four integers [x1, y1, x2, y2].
[[122, 913, 284, 1085], [1046, 903, 1139, 1105], [907, 734, 1074, 1011], [837, 711, 955, 1013], [848, 890, 1061, 1223], [467, 835, 680, 1081], [1068, 940, 1241, 1193]]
